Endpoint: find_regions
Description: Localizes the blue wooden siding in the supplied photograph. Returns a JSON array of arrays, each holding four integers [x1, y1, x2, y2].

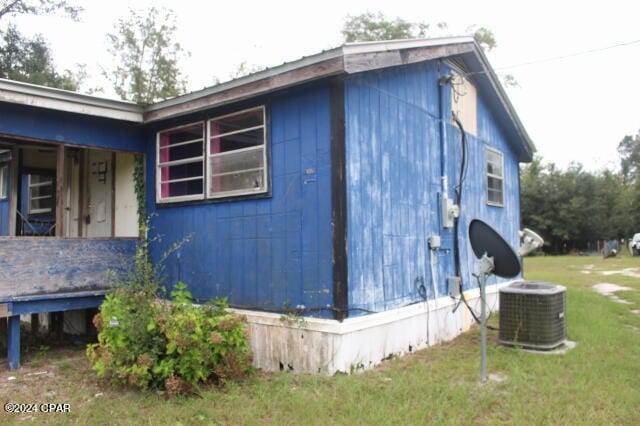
[[345, 62, 522, 313], [0, 238, 137, 299], [147, 85, 334, 312], [0, 102, 144, 152]]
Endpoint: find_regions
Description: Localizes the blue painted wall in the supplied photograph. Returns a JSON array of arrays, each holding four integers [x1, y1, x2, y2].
[[345, 62, 522, 313], [147, 85, 334, 312], [0, 102, 144, 152]]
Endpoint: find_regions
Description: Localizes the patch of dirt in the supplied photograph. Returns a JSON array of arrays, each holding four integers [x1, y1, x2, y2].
[[488, 372, 508, 383], [592, 283, 635, 305], [0, 347, 96, 398], [592, 283, 633, 295], [599, 268, 640, 278]]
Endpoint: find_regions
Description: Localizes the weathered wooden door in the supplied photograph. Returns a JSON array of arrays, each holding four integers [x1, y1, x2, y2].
[[83, 150, 113, 237]]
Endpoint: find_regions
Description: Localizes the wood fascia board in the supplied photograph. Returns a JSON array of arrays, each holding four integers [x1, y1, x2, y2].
[[144, 56, 345, 123], [0, 81, 143, 123], [467, 47, 535, 161], [343, 44, 475, 74]]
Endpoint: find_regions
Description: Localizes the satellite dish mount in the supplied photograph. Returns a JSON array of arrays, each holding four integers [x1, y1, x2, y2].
[[469, 219, 521, 383]]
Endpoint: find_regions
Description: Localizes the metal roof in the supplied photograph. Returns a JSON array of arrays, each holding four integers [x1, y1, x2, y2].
[[0, 78, 143, 122], [0, 36, 534, 159]]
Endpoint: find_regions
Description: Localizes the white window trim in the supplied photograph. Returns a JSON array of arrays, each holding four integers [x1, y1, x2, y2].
[[486, 147, 504, 207], [155, 106, 269, 204], [28, 174, 54, 214], [206, 106, 268, 200], [156, 121, 206, 204], [0, 163, 7, 200]]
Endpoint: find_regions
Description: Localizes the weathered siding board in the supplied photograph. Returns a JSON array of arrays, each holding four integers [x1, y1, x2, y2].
[[0, 102, 144, 152], [147, 85, 334, 313], [0, 200, 8, 235], [457, 94, 522, 289], [0, 238, 136, 299], [345, 62, 522, 314], [345, 63, 442, 313]]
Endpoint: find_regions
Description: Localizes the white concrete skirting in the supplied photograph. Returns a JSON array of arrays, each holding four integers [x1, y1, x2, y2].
[[230, 281, 512, 375]]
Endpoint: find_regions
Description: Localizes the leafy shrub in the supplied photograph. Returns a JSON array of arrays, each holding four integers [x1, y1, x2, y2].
[[87, 282, 252, 395], [87, 224, 252, 395]]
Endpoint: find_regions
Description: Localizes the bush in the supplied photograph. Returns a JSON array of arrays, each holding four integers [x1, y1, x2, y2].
[[87, 282, 252, 395]]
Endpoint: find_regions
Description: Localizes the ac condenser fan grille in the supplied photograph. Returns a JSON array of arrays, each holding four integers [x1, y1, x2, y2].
[[499, 281, 566, 350]]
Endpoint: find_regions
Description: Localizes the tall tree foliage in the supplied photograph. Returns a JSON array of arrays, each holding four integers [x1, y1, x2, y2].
[[618, 130, 640, 183], [0, 0, 81, 21], [0, 0, 83, 90], [0, 24, 80, 89], [105, 7, 187, 104], [521, 157, 635, 254], [342, 12, 496, 51]]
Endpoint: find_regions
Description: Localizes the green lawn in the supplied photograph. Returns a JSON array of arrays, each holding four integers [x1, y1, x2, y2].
[[2, 256, 640, 425]]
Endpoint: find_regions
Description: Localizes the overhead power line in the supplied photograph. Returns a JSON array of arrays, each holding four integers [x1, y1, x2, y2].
[[496, 38, 640, 71]]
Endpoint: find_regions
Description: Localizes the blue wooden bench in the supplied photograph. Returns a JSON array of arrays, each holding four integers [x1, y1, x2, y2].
[[1, 290, 109, 370]]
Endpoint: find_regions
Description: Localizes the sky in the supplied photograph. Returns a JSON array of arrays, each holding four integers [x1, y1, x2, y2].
[[11, 0, 640, 171]]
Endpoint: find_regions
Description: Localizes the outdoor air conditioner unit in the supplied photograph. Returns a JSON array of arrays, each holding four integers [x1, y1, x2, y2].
[[499, 281, 566, 350]]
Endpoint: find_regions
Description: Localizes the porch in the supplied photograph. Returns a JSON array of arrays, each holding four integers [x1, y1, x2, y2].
[[0, 139, 142, 369], [0, 237, 138, 369]]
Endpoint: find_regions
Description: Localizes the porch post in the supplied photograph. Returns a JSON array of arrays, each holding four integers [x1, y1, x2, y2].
[[8, 145, 18, 236], [55, 145, 64, 237], [7, 314, 20, 370]]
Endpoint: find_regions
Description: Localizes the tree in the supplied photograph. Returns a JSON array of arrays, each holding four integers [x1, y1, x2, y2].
[[520, 156, 635, 254], [105, 7, 187, 104], [0, 0, 82, 21], [0, 24, 80, 90], [0, 1, 84, 90], [341, 12, 496, 51], [618, 130, 640, 183]]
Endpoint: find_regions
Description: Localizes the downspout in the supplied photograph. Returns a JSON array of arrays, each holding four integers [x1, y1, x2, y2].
[[438, 69, 452, 206], [438, 68, 456, 230]]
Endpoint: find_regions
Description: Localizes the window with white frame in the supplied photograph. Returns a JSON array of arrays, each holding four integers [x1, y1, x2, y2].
[[486, 148, 504, 206], [207, 107, 266, 198], [28, 173, 54, 214], [0, 163, 7, 200], [157, 122, 205, 202], [156, 106, 267, 203]]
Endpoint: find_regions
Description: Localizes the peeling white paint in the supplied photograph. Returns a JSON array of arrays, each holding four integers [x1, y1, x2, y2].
[[231, 282, 510, 375]]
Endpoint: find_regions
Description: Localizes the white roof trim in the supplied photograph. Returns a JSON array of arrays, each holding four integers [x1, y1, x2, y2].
[[0, 79, 143, 122], [342, 36, 474, 54]]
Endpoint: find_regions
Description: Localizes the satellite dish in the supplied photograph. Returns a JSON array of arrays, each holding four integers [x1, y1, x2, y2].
[[518, 228, 544, 256], [469, 219, 521, 278], [468, 219, 521, 383]]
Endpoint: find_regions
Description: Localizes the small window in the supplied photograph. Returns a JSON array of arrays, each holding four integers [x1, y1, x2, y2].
[[28, 173, 54, 214], [207, 106, 267, 198], [486, 148, 504, 206], [0, 163, 7, 200], [157, 122, 205, 203]]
